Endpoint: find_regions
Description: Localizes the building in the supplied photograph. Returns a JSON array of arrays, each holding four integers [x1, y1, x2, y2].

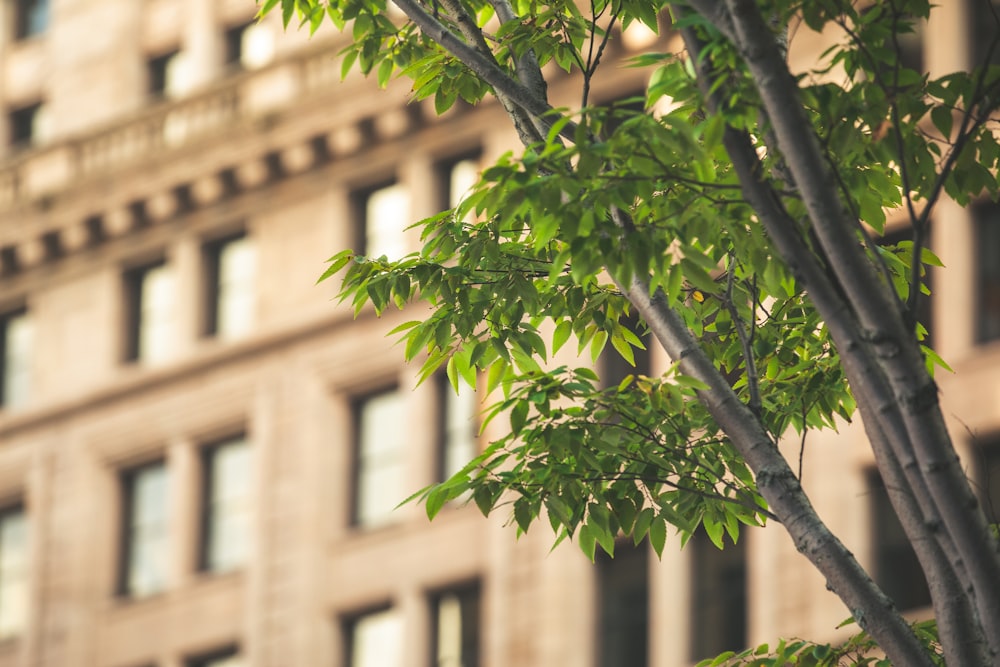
[[0, 1, 996, 666]]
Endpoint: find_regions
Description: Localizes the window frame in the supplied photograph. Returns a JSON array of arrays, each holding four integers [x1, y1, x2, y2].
[[12, 0, 48, 41], [351, 387, 406, 528], [202, 230, 255, 340], [428, 580, 482, 667], [343, 604, 403, 667], [970, 0, 1000, 68], [688, 527, 748, 662], [595, 539, 649, 667], [436, 374, 479, 485], [973, 436, 1000, 530], [122, 258, 172, 364], [224, 23, 252, 69], [117, 459, 169, 599], [8, 101, 45, 148], [146, 48, 189, 99], [0, 502, 28, 639], [867, 468, 931, 612], [198, 434, 251, 574], [599, 313, 652, 390], [185, 644, 241, 667], [0, 306, 30, 409], [973, 201, 1000, 344], [434, 150, 482, 212], [351, 179, 409, 260]]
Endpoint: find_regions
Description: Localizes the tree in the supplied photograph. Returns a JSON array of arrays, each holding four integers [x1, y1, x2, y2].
[[262, 0, 1000, 664]]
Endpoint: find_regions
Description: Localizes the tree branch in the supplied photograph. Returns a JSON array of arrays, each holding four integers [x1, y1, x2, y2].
[[717, 0, 1000, 654], [676, 14, 986, 664], [390, 0, 577, 142]]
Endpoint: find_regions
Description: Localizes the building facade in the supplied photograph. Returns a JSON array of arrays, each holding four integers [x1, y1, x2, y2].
[[0, 1, 997, 666]]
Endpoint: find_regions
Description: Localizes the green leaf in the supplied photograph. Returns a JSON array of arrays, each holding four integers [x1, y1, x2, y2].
[[930, 105, 953, 139], [703, 516, 725, 549], [649, 516, 666, 557], [552, 320, 573, 354], [633, 507, 654, 544], [578, 523, 598, 561], [510, 400, 529, 434], [610, 332, 636, 366]]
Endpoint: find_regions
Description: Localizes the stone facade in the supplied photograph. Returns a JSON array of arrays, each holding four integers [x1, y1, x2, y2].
[[0, 1, 996, 666]]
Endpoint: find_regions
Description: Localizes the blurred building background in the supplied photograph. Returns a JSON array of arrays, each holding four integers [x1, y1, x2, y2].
[[0, 1, 997, 666]]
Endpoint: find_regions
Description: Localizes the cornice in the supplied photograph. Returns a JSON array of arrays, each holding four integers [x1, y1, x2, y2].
[[0, 37, 480, 279]]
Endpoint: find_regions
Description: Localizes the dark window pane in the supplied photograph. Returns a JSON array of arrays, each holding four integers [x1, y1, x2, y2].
[[13, 0, 48, 40], [186, 645, 242, 667], [224, 24, 250, 67], [689, 529, 747, 661], [9, 102, 44, 147], [868, 470, 931, 611], [970, 0, 1000, 67], [599, 314, 652, 389], [974, 202, 1000, 342], [597, 541, 649, 667], [978, 440, 1000, 526], [148, 50, 186, 98]]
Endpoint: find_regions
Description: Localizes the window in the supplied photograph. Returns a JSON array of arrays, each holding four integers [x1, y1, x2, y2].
[[0, 308, 31, 409], [438, 376, 477, 484], [868, 470, 931, 611], [12, 0, 48, 40], [148, 50, 192, 99], [355, 182, 410, 260], [430, 583, 481, 667], [123, 261, 175, 365], [437, 153, 481, 213], [599, 314, 652, 389], [353, 389, 406, 527], [119, 461, 169, 598], [0, 505, 28, 638], [224, 23, 250, 67], [689, 529, 747, 661], [187, 645, 242, 667], [200, 437, 251, 573], [8, 102, 51, 148], [204, 233, 256, 340], [974, 202, 1000, 343], [225, 22, 274, 70], [345, 607, 403, 667], [977, 439, 1000, 530], [596, 541, 648, 667], [971, 1, 1000, 67]]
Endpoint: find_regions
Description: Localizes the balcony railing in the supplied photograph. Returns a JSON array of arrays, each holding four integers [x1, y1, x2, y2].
[[0, 37, 351, 211]]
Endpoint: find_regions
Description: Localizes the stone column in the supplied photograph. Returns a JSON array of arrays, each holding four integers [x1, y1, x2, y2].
[[183, 0, 223, 90], [171, 235, 202, 356], [167, 436, 197, 589]]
